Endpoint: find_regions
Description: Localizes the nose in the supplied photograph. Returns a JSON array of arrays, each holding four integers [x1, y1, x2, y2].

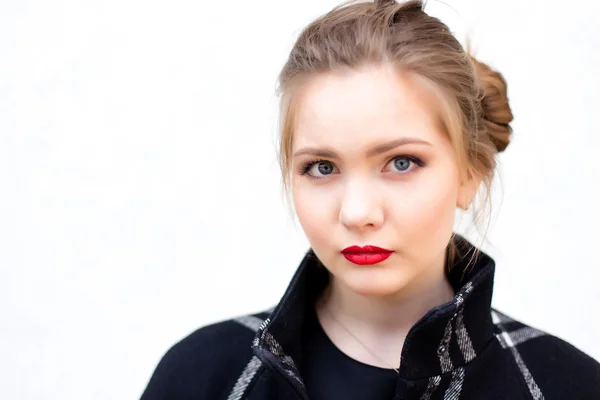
[[338, 180, 384, 232]]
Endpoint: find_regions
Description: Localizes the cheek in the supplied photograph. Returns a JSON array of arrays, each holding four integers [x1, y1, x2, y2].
[[388, 168, 459, 242], [292, 181, 337, 248]]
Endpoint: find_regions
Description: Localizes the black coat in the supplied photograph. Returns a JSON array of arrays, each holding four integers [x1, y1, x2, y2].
[[140, 236, 600, 399]]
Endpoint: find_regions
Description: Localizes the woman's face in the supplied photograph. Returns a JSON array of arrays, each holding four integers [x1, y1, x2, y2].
[[291, 63, 475, 298]]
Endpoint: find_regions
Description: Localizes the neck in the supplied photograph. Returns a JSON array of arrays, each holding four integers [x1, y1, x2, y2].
[[316, 252, 455, 368]]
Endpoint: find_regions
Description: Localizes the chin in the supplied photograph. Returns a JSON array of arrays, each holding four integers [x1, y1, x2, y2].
[[340, 268, 411, 297]]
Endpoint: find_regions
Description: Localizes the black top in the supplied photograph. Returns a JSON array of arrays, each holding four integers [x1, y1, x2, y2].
[[140, 234, 600, 400], [301, 303, 398, 400]]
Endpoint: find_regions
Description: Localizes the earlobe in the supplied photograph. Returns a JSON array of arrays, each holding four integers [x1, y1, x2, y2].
[[464, 196, 472, 210], [456, 194, 470, 210]]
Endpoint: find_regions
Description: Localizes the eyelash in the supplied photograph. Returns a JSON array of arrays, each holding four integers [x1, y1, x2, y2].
[[297, 155, 425, 180]]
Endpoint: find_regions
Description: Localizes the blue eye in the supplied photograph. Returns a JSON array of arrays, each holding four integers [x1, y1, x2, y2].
[[393, 157, 412, 171], [298, 155, 424, 180], [387, 155, 424, 174], [314, 162, 335, 176], [299, 160, 336, 179]]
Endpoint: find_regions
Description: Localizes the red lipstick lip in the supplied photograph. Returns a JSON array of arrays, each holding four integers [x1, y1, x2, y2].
[[341, 245, 393, 254], [341, 245, 394, 265]]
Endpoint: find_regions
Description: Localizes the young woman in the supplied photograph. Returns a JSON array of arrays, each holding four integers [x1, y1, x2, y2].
[[141, 1, 600, 399]]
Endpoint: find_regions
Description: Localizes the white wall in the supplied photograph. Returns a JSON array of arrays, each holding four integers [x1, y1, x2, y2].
[[1, 0, 598, 398]]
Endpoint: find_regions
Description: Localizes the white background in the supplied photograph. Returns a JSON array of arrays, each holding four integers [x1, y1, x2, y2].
[[1, 0, 599, 398]]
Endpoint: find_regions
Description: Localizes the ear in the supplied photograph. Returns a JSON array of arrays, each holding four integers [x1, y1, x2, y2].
[[456, 170, 482, 210]]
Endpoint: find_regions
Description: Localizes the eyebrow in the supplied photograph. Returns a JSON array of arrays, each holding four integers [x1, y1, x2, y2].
[[292, 137, 432, 159]]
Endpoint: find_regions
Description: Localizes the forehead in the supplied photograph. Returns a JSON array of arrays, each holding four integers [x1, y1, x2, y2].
[[293, 64, 446, 152]]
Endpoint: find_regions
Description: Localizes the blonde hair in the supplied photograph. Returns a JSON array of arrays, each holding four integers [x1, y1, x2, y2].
[[276, 0, 513, 265]]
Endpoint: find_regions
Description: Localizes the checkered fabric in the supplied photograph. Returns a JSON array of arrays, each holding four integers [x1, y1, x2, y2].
[[141, 236, 600, 399]]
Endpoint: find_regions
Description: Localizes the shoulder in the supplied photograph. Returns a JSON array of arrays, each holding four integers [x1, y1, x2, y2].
[[140, 309, 272, 400], [492, 308, 600, 399]]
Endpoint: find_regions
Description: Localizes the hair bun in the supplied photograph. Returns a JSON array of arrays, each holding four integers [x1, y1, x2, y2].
[[470, 56, 514, 153]]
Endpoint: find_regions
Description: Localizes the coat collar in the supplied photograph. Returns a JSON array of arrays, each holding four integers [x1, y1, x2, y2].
[[252, 234, 496, 391]]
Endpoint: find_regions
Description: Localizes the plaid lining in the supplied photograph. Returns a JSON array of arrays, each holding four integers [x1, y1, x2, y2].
[[416, 306, 548, 400], [227, 316, 267, 400], [419, 281, 476, 399], [223, 241, 571, 400], [142, 241, 599, 399], [229, 303, 553, 399], [420, 376, 442, 400], [227, 356, 263, 400], [253, 317, 307, 391], [229, 308, 552, 400], [455, 309, 476, 363], [234, 315, 266, 333], [443, 367, 465, 400], [492, 310, 546, 400], [438, 319, 454, 373]]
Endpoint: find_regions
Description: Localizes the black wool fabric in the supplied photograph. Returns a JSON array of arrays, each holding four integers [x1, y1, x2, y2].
[[300, 301, 398, 400], [140, 235, 600, 400]]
